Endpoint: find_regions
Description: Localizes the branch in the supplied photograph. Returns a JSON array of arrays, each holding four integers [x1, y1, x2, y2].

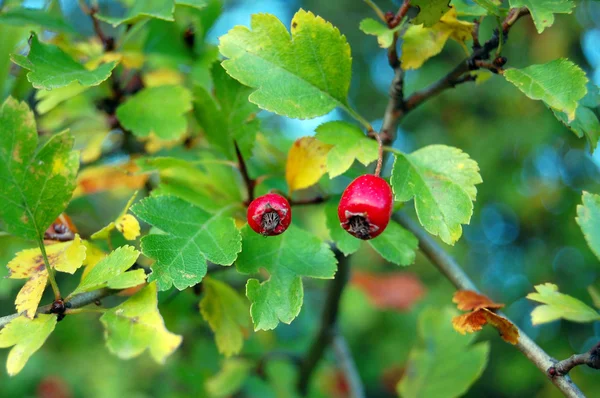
[[332, 335, 365, 398], [297, 250, 363, 397], [550, 342, 600, 377], [393, 212, 586, 398], [235, 142, 255, 204]]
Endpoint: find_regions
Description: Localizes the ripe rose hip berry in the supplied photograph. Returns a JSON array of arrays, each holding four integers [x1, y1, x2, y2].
[[338, 175, 393, 240], [247, 193, 291, 236]]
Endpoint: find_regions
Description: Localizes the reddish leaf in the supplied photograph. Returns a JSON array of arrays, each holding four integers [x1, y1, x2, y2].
[[452, 308, 519, 345], [351, 271, 425, 311], [453, 290, 504, 311]]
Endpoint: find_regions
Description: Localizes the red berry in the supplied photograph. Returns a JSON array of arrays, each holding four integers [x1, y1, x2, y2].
[[338, 175, 393, 240], [247, 193, 292, 236]]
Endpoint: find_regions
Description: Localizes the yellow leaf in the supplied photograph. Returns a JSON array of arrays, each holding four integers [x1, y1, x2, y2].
[[8, 235, 86, 317], [143, 68, 185, 87], [143, 133, 185, 154], [285, 137, 332, 192], [116, 214, 140, 241], [438, 8, 474, 44], [74, 162, 148, 197]]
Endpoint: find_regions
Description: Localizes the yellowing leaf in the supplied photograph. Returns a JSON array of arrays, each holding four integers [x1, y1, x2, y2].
[[143, 68, 185, 87], [74, 162, 148, 197], [81, 241, 107, 279], [91, 191, 140, 241], [100, 282, 183, 363], [200, 277, 251, 357], [285, 137, 332, 192], [452, 308, 519, 345], [453, 290, 504, 311], [8, 235, 86, 317], [527, 283, 600, 324], [402, 9, 474, 70], [0, 314, 57, 376]]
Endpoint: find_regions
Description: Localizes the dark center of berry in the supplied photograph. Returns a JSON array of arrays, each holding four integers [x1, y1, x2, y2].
[[347, 215, 371, 240], [261, 211, 281, 233]]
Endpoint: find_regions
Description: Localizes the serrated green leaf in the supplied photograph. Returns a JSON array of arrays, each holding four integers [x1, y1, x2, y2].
[[69, 246, 141, 296], [11, 33, 117, 90], [391, 145, 482, 245], [97, 0, 175, 26], [451, 0, 487, 16], [472, 0, 504, 16], [411, 0, 452, 26], [368, 222, 418, 266], [132, 196, 242, 291], [398, 307, 489, 398], [576, 191, 600, 262], [359, 18, 401, 48], [509, 0, 574, 33], [200, 277, 251, 357], [236, 225, 337, 330], [206, 358, 253, 398], [136, 156, 242, 212], [107, 269, 147, 289], [0, 97, 79, 241], [0, 314, 57, 376], [219, 9, 352, 119], [527, 283, 600, 324], [194, 65, 260, 160], [0, 7, 76, 33], [100, 282, 182, 363], [116, 85, 192, 140], [504, 59, 587, 122], [552, 106, 599, 152], [314, 121, 378, 178], [325, 200, 361, 256]]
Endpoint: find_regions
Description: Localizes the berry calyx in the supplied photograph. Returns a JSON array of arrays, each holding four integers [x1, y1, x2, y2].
[[247, 193, 292, 236], [338, 174, 393, 240]]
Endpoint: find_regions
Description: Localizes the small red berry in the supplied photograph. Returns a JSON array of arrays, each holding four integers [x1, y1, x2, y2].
[[338, 175, 393, 240], [247, 193, 292, 236]]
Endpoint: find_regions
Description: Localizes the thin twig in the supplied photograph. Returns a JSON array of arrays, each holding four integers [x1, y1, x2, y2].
[[332, 335, 365, 398], [393, 213, 586, 398], [550, 342, 600, 377], [297, 250, 360, 396], [363, 0, 387, 22], [235, 142, 255, 204]]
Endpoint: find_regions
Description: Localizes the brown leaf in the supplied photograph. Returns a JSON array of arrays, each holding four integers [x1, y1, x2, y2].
[[351, 271, 425, 311], [452, 308, 519, 345], [453, 290, 504, 311]]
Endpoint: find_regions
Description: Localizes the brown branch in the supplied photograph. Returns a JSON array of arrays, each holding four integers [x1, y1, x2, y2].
[[550, 342, 600, 377], [235, 142, 255, 204], [393, 212, 586, 398]]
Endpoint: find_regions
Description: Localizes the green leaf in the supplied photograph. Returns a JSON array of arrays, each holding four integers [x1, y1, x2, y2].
[[576, 192, 600, 262], [411, 0, 452, 26], [471, 0, 504, 16], [314, 121, 378, 178], [116, 85, 193, 140], [69, 246, 141, 296], [107, 269, 147, 289], [219, 9, 352, 119], [236, 225, 337, 330], [206, 358, 253, 398], [451, 0, 487, 16], [391, 145, 482, 245], [504, 59, 587, 122], [368, 221, 418, 266], [0, 7, 76, 33], [398, 307, 489, 398], [97, 0, 175, 26], [136, 156, 242, 212], [193, 65, 260, 160], [359, 18, 401, 48], [0, 97, 79, 241], [100, 282, 182, 363], [0, 314, 57, 376], [552, 106, 599, 152], [132, 196, 242, 291], [509, 0, 574, 33], [11, 33, 117, 90], [527, 283, 600, 324], [325, 200, 360, 256], [200, 277, 251, 357], [176, 0, 209, 9]]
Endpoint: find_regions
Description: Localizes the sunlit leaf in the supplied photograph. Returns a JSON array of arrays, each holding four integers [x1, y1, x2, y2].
[[200, 277, 251, 357], [219, 9, 353, 119], [11, 33, 117, 90], [504, 59, 587, 122], [411, 0, 452, 26], [0, 7, 76, 33], [527, 283, 600, 324], [359, 18, 401, 48], [368, 221, 418, 266], [453, 290, 505, 311], [285, 136, 332, 192], [509, 0, 574, 33], [0, 314, 57, 376], [391, 145, 482, 245], [236, 225, 337, 330], [100, 282, 182, 363]]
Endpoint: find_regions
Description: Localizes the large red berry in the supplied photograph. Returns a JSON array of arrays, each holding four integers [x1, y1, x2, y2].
[[338, 175, 393, 240], [247, 193, 292, 236]]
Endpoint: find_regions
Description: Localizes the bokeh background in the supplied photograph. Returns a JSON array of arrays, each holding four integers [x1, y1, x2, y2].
[[1, 0, 600, 397]]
